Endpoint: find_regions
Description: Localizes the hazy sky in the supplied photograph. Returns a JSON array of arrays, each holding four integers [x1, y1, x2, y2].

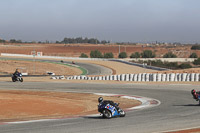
[[0, 0, 200, 43]]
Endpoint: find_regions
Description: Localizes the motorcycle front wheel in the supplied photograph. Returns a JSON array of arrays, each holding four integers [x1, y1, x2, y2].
[[119, 109, 126, 117], [102, 109, 112, 119], [20, 78, 23, 82]]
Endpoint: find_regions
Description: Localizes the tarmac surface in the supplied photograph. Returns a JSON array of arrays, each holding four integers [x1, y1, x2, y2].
[[0, 82, 199, 133]]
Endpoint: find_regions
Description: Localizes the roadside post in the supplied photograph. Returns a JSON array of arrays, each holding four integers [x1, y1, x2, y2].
[[31, 51, 36, 74]]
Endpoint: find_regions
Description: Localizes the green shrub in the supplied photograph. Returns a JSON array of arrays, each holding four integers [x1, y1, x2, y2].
[[104, 52, 114, 58], [193, 58, 200, 65], [179, 63, 192, 69], [80, 53, 88, 58], [163, 52, 177, 58], [141, 50, 155, 58], [118, 52, 127, 58], [90, 50, 103, 58], [130, 52, 140, 58], [149, 60, 164, 67], [189, 53, 198, 58], [191, 45, 200, 50]]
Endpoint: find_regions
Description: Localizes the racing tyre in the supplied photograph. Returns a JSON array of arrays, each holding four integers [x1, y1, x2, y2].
[[102, 109, 112, 119], [199, 100, 200, 106], [12, 78, 16, 82], [119, 109, 126, 117], [20, 78, 23, 82]]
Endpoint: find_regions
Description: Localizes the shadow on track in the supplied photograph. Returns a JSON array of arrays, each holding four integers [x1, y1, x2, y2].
[[173, 104, 200, 107], [83, 116, 105, 119]]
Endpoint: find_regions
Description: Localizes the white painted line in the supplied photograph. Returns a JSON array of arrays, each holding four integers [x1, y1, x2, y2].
[[154, 126, 200, 133], [94, 93, 119, 96], [94, 93, 160, 111], [6, 119, 56, 124]]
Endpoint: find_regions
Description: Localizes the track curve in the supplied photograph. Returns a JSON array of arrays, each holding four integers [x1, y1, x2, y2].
[[0, 82, 199, 133], [0, 57, 113, 76]]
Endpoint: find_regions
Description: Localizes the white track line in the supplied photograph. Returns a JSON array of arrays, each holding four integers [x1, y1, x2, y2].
[[154, 126, 200, 133]]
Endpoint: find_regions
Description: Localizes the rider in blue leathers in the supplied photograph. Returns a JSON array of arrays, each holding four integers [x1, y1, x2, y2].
[[98, 97, 120, 112]]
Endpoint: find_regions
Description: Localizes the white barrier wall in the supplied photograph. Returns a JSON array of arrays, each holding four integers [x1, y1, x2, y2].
[[146, 73, 150, 82], [195, 74, 199, 81], [57, 73, 200, 82], [162, 74, 166, 81], [130, 74, 134, 81], [170, 73, 175, 82], [157, 73, 161, 82], [134, 74, 138, 81]]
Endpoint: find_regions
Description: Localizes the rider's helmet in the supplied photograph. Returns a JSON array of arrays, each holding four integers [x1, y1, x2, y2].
[[98, 97, 103, 103], [191, 89, 196, 94]]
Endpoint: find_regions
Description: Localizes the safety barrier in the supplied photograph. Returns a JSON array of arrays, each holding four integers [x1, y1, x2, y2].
[[52, 73, 200, 82]]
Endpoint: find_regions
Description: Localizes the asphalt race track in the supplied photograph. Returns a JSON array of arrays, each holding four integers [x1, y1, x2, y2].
[[0, 57, 113, 76], [0, 57, 200, 133], [0, 81, 200, 133]]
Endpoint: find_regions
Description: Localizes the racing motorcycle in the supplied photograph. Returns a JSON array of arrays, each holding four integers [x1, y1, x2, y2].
[[98, 102, 125, 119], [12, 73, 23, 82], [193, 95, 200, 105], [191, 91, 200, 105]]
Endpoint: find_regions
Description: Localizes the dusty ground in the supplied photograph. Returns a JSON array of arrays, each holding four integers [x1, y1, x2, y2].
[[0, 59, 82, 75], [0, 90, 140, 122], [0, 43, 198, 58]]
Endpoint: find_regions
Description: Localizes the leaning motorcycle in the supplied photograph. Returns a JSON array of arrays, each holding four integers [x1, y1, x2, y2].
[[12, 73, 23, 82], [191, 94, 200, 105], [194, 96, 200, 105], [98, 102, 125, 119]]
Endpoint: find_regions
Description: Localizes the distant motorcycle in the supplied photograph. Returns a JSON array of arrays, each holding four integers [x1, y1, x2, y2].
[[191, 89, 200, 105], [98, 102, 125, 119], [193, 95, 200, 105], [12, 73, 23, 82]]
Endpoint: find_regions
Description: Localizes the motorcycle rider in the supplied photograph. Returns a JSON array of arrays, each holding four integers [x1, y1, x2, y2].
[[13, 68, 20, 78], [191, 89, 200, 100], [98, 97, 120, 112]]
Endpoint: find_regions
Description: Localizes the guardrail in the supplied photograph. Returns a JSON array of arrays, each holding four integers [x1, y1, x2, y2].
[[53, 73, 200, 82], [110, 59, 169, 71]]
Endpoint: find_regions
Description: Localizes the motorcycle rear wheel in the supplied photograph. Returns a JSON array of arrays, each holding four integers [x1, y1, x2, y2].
[[102, 109, 112, 119], [12, 78, 16, 82]]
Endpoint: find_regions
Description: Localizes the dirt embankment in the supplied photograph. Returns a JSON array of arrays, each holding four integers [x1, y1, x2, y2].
[[0, 43, 196, 58], [0, 90, 141, 122], [0, 60, 82, 75]]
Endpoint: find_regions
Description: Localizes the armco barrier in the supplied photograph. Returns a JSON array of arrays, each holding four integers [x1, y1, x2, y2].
[[55, 73, 200, 82], [110, 59, 169, 71]]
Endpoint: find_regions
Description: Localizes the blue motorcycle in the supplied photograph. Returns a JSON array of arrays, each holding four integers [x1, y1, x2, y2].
[[98, 102, 125, 119]]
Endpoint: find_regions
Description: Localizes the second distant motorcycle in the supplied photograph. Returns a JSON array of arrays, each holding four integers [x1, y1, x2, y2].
[[12, 73, 23, 82]]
